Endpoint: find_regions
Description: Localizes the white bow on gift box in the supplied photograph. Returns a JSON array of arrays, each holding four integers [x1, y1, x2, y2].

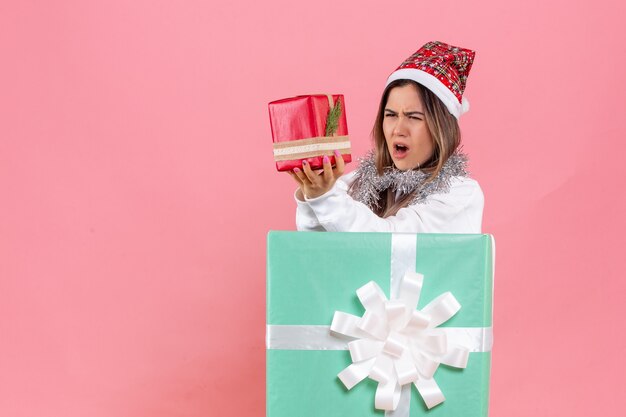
[[331, 270, 470, 411]]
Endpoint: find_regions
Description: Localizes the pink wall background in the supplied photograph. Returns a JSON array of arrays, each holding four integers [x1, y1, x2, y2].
[[1, 1, 625, 416]]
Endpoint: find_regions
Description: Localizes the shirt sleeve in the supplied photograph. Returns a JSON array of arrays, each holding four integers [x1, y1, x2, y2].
[[294, 191, 325, 231], [303, 175, 484, 233], [293, 171, 358, 232]]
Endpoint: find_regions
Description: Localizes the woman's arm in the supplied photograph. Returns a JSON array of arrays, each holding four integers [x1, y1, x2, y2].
[[304, 176, 484, 233], [293, 172, 358, 231], [288, 151, 347, 232], [288, 153, 483, 233]]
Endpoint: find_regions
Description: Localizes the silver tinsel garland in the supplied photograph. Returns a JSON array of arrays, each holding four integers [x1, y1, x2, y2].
[[350, 150, 469, 210]]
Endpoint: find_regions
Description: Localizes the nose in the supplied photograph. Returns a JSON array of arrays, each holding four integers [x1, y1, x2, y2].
[[392, 115, 408, 136]]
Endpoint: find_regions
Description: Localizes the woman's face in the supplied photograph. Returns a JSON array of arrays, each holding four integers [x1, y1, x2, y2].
[[382, 84, 434, 171]]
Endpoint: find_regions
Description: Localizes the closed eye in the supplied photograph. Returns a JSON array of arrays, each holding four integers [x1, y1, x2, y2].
[[384, 110, 422, 120], [405, 111, 424, 120]]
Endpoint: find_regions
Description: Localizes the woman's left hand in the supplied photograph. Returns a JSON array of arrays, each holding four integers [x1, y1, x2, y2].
[[289, 151, 345, 199]]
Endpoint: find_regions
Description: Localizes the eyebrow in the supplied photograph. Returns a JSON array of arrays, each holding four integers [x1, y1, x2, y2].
[[384, 109, 425, 116]]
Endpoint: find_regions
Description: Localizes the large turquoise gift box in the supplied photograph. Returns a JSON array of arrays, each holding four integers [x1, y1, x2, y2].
[[266, 231, 495, 417]]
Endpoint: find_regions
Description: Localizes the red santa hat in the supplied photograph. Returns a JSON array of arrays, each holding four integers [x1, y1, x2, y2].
[[385, 41, 476, 119]]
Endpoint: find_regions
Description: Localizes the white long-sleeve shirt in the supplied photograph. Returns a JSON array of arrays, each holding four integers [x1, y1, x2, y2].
[[295, 171, 484, 233]]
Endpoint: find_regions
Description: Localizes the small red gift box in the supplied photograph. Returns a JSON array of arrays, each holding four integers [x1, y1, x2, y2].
[[268, 94, 351, 171]]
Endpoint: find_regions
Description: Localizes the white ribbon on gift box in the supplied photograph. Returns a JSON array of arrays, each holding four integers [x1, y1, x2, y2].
[[266, 234, 494, 417]]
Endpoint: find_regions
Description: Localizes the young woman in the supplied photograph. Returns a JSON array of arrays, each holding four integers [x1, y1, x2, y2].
[[289, 41, 483, 233]]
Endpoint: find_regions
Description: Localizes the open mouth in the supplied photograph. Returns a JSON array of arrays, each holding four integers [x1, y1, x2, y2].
[[394, 143, 409, 156]]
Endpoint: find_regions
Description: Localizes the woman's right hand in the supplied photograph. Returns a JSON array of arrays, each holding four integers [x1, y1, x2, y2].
[[288, 151, 345, 200]]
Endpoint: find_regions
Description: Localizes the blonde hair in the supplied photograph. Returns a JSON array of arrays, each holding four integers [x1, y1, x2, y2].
[[350, 79, 461, 217]]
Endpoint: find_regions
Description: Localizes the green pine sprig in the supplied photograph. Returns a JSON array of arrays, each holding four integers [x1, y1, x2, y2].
[[324, 98, 342, 136]]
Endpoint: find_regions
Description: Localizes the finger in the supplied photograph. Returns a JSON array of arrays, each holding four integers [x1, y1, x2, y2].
[[301, 160, 319, 184], [332, 150, 346, 177], [293, 167, 309, 184], [322, 155, 332, 182], [288, 170, 303, 186]]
